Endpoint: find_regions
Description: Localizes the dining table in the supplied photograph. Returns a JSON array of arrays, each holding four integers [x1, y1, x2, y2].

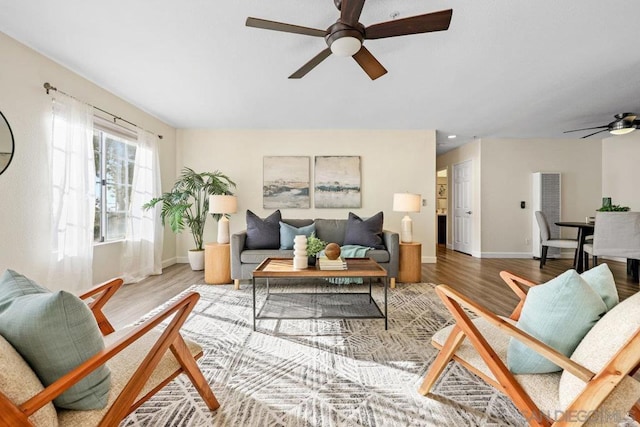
[[555, 221, 595, 273]]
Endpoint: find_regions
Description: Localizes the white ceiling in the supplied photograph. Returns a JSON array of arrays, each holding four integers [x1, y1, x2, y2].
[[1, 0, 639, 154]]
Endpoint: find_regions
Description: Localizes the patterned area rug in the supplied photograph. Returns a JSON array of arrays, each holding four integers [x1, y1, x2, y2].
[[121, 282, 527, 426]]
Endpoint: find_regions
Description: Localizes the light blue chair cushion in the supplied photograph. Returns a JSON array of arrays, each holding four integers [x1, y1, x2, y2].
[[0, 269, 110, 410], [279, 221, 316, 250], [580, 263, 619, 311], [507, 269, 607, 374]]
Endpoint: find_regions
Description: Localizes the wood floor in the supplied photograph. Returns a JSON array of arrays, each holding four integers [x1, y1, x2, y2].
[[105, 245, 639, 328]]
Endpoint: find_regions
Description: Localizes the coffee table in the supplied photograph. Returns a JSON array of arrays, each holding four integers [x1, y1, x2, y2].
[[252, 257, 389, 331]]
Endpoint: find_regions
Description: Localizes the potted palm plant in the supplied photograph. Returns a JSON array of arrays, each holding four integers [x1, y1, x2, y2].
[[144, 167, 236, 270]]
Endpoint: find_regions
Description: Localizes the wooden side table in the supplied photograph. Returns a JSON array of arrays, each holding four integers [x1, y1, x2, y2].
[[398, 242, 422, 285], [204, 243, 231, 285]]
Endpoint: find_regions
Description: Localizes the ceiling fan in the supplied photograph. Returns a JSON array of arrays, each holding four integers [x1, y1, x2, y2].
[[246, 0, 453, 80], [564, 113, 639, 138]]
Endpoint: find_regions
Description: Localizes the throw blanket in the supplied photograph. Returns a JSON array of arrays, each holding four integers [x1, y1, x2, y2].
[[319, 245, 372, 285]]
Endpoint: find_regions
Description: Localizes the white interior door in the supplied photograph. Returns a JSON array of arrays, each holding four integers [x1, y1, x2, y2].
[[453, 159, 473, 254]]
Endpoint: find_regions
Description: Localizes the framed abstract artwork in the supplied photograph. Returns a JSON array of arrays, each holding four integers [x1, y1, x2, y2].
[[263, 156, 310, 209], [314, 156, 361, 208]]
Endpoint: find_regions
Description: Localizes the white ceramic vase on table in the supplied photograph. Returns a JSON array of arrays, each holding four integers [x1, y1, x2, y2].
[[293, 235, 308, 270]]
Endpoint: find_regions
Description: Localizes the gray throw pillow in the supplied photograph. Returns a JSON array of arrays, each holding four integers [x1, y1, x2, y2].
[[343, 211, 385, 249], [245, 209, 282, 249], [0, 269, 111, 410]]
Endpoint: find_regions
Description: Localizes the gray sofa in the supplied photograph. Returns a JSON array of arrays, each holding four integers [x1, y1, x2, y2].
[[231, 218, 399, 288]]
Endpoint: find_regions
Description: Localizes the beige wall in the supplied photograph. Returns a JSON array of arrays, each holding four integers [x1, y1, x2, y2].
[[602, 132, 640, 211], [480, 138, 602, 256], [436, 138, 602, 257], [177, 129, 438, 263], [436, 139, 482, 255], [0, 32, 177, 289]]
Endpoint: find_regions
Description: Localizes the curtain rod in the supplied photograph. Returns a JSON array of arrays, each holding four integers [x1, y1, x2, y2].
[[43, 82, 163, 139]]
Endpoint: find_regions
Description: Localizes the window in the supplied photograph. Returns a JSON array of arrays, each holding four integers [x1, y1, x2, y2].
[[93, 127, 136, 242]]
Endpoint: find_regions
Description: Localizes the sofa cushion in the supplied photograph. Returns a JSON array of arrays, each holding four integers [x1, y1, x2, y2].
[[241, 249, 294, 264], [282, 219, 314, 228], [279, 221, 316, 250], [246, 210, 281, 249], [315, 219, 347, 246], [343, 212, 385, 249], [558, 291, 640, 416], [0, 334, 59, 426], [580, 263, 619, 311], [0, 270, 111, 410], [506, 270, 607, 374]]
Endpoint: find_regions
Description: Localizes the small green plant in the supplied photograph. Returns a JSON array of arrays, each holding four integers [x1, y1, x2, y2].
[[306, 233, 327, 258], [597, 204, 630, 212]]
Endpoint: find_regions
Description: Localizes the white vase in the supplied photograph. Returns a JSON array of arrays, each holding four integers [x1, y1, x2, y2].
[[293, 235, 308, 269], [188, 249, 205, 271]]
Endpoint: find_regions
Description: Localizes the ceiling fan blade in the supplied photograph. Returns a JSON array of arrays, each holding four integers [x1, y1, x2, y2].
[[353, 46, 387, 80], [365, 9, 453, 39], [581, 129, 609, 139], [340, 0, 366, 27], [289, 48, 332, 79], [246, 17, 326, 37], [563, 125, 608, 133]]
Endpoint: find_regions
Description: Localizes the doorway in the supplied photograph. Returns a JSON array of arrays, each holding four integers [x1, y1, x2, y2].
[[453, 159, 473, 255]]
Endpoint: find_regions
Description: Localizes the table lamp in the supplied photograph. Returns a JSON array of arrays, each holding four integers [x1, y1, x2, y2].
[[393, 193, 421, 243], [209, 195, 237, 244]]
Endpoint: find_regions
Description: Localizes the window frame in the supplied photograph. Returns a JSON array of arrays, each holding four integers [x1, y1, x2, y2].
[[93, 118, 138, 244]]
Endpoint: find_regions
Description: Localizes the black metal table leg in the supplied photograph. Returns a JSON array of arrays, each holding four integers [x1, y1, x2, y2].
[[252, 276, 256, 331], [384, 277, 388, 330]]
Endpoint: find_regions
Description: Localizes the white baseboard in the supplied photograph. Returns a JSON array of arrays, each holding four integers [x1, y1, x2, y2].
[[162, 257, 177, 268], [176, 256, 189, 264], [422, 256, 437, 263]]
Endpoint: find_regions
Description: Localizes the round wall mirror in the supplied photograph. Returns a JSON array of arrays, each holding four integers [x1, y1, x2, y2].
[[0, 111, 15, 175]]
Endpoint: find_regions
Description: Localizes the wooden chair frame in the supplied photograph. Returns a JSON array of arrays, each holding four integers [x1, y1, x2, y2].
[[0, 278, 220, 426], [419, 271, 640, 427]]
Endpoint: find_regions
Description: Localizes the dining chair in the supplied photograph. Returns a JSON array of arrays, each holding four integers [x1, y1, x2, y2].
[[583, 212, 640, 282], [534, 211, 578, 269]]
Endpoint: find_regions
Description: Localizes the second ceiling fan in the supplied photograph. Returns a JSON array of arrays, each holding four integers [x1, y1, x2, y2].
[[246, 0, 453, 80]]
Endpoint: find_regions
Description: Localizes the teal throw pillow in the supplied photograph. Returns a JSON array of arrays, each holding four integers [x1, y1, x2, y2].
[[507, 270, 607, 374], [279, 221, 316, 250], [0, 270, 110, 410], [580, 263, 619, 311]]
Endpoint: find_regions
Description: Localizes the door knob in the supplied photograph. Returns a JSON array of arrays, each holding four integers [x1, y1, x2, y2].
[[465, 211, 472, 214]]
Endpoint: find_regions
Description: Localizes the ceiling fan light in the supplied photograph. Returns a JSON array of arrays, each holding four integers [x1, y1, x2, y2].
[[609, 120, 636, 135], [610, 127, 636, 135], [330, 36, 361, 57]]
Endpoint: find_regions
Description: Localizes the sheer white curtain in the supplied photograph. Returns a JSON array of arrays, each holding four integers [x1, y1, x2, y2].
[[121, 129, 163, 283], [48, 97, 95, 292]]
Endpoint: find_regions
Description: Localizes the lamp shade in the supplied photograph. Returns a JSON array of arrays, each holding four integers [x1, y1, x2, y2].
[[209, 195, 237, 214], [393, 193, 421, 213]]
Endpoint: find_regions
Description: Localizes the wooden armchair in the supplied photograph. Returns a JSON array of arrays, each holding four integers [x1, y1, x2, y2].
[[419, 272, 640, 426], [0, 278, 219, 426]]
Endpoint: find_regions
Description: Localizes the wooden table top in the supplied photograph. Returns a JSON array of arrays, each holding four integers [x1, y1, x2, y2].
[[252, 257, 388, 278]]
